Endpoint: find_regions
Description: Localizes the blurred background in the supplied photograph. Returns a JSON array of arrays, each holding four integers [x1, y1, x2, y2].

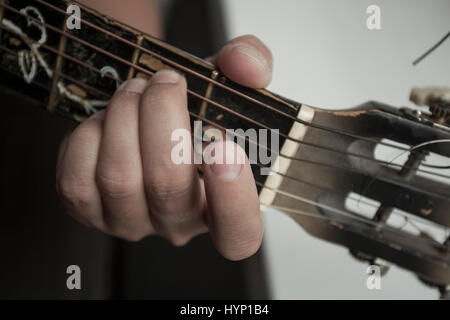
[[221, 0, 450, 299]]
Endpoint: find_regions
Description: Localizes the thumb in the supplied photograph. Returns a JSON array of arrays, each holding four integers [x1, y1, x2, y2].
[[208, 35, 273, 89]]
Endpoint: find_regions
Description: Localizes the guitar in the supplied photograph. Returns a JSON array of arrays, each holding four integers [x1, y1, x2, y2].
[[1, 0, 449, 298]]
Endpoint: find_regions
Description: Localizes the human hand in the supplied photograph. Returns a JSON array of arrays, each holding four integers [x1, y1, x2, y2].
[[56, 35, 273, 260]]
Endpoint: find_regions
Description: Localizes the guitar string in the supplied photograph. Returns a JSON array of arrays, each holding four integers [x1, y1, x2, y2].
[[257, 182, 449, 248], [2, 41, 449, 185], [196, 120, 448, 242], [0, 44, 110, 98], [2, 45, 447, 240], [2, 46, 447, 238], [2, 42, 450, 185], [0, 49, 448, 246], [251, 160, 449, 233], [0, 44, 450, 190], [186, 127, 440, 227], [45, 2, 450, 175], [0, 39, 380, 180], [1, 43, 433, 192], [2, 0, 450, 222], [192, 110, 450, 192], [265, 204, 447, 245], [28, 0, 450, 172], [264, 205, 424, 238], [27, 0, 417, 152], [360, 139, 450, 203], [31, 0, 450, 175], [2, 6, 450, 181], [1, 1, 448, 276], [0, 33, 121, 94], [413, 31, 450, 66], [0, 43, 391, 184], [2, 3, 412, 164], [0, 5, 398, 164]]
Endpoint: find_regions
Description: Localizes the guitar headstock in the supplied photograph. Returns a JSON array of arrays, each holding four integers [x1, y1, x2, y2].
[[262, 88, 450, 298]]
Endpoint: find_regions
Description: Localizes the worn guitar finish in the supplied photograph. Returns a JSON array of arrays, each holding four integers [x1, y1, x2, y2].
[[1, 0, 449, 297]]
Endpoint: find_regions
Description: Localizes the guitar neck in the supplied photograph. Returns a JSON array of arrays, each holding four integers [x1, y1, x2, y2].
[[0, 0, 300, 136]]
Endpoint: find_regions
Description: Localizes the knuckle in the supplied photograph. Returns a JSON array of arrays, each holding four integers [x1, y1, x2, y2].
[[144, 173, 191, 202], [97, 170, 141, 199], [57, 175, 92, 208]]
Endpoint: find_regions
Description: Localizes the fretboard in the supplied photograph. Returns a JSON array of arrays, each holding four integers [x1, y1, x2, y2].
[[0, 0, 302, 186]]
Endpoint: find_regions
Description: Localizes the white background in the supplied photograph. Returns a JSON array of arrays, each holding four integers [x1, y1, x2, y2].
[[223, 0, 450, 299]]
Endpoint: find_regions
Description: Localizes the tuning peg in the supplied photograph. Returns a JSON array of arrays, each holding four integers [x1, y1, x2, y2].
[[349, 251, 391, 277], [410, 87, 450, 106], [410, 87, 450, 125], [373, 258, 391, 277]]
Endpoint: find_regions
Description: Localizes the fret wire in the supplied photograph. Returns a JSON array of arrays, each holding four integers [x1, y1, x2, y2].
[[0, 25, 123, 85], [188, 128, 449, 241], [0, 72, 448, 212], [47, 13, 68, 112], [57, 69, 110, 98], [127, 35, 143, 80], [0, 44, 109, 98], [199, 119, 447, 211], [1, 3, 386, 164], [0, 70, 446, 260], [0, 28, 415, 183], [199, 70, 219, 118], [0, 45, 51, 92], [0, 34, 330, 180], [190, 109, 450, 185], [1, 14, 449, 182], [186, 119, 330, 192], [31, 0, 414, 153], [1, 48, 429, 247], [191, 110, 354, 177], [0, 36, 375, 183], [0, 2, 448, 253], [1, 3, 450, 180], [4, 40, 446, 188], [187, 128, 399, 209], [196, 116, 450, 201]]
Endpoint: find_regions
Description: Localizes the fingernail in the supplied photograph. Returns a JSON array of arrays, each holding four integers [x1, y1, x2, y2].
[[150, 69, 180, 85], [204, 141, 245, 182], [117, 78, 148, 93], [230, 44, 269, 71]]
